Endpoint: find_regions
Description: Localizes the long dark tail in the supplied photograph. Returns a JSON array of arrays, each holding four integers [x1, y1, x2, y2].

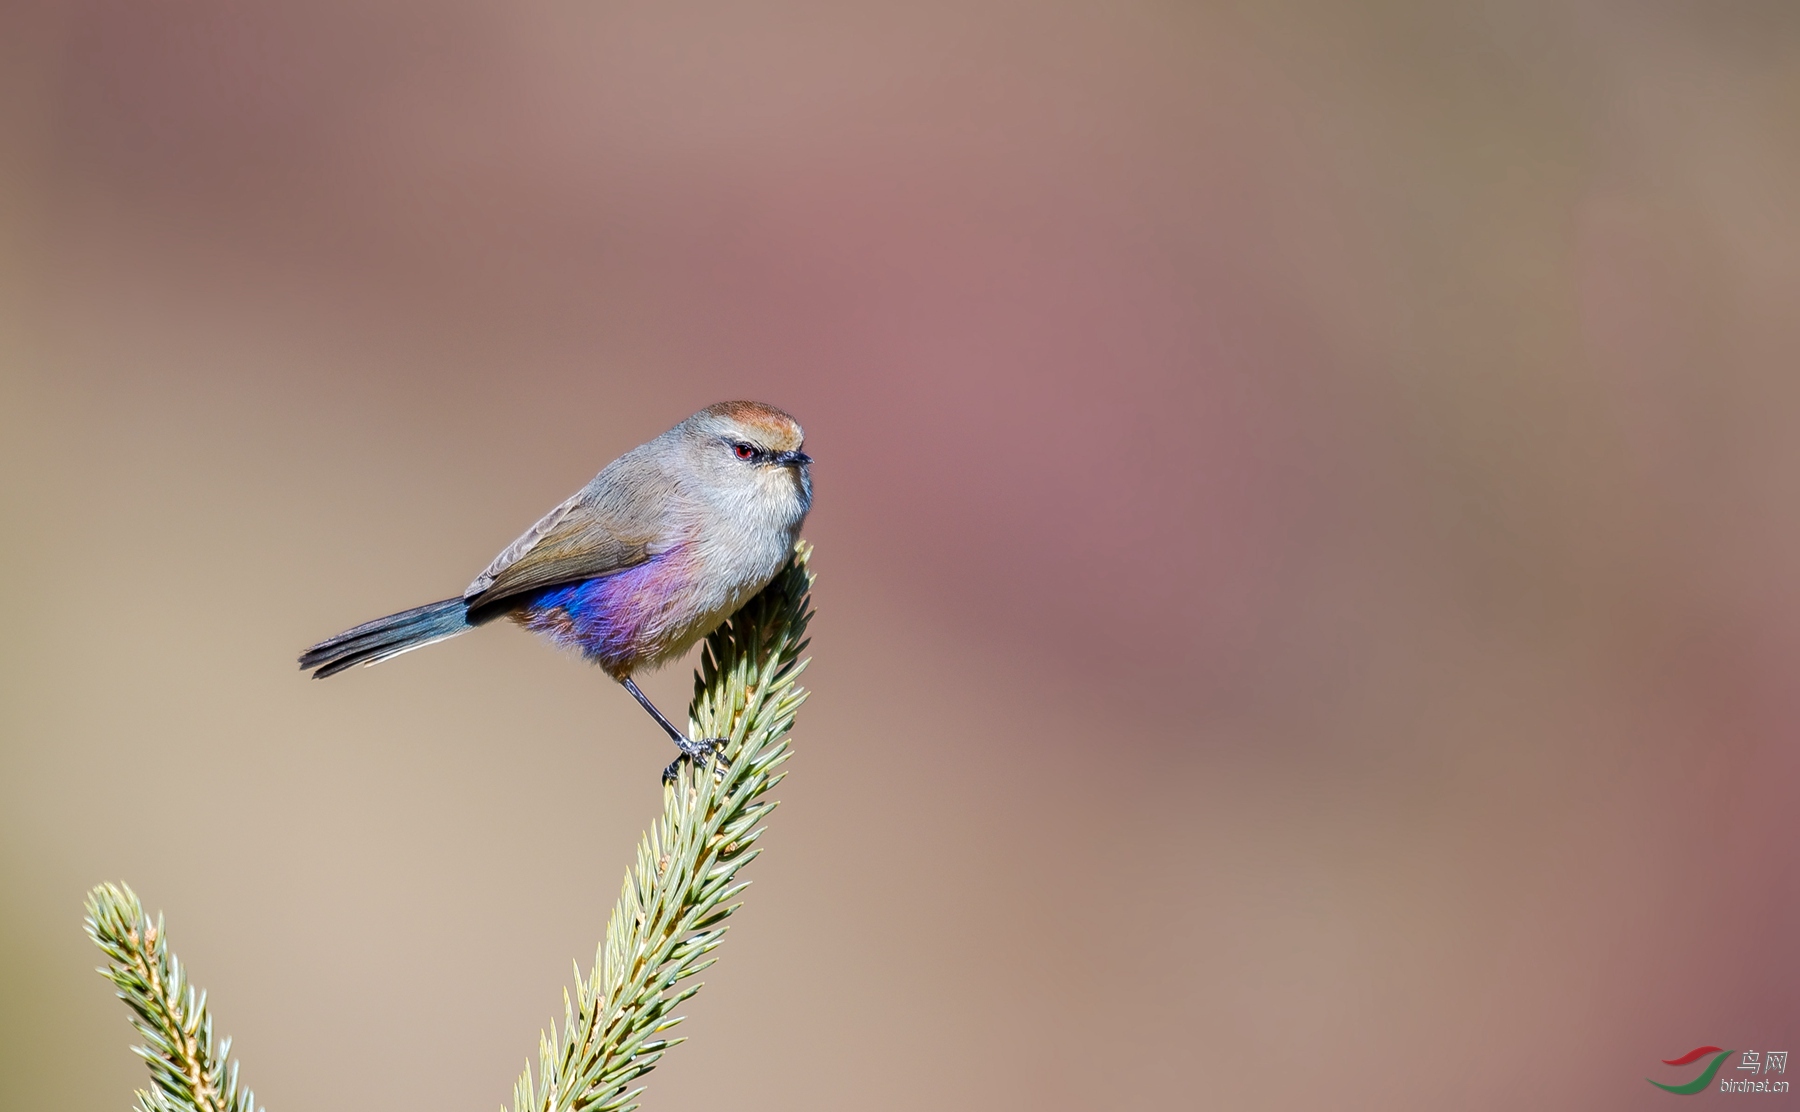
[[299, 598, 474, 678]]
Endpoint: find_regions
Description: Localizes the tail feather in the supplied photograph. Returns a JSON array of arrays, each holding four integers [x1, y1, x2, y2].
[[300, 598, 474, 678]]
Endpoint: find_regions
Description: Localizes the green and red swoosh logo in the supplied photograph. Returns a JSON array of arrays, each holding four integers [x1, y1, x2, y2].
[[1649, 1047, 1733, 1095]]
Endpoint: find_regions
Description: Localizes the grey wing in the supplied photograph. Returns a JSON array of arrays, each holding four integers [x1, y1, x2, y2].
[[465, 491, 585, 597], [464, 471, 666, 608]]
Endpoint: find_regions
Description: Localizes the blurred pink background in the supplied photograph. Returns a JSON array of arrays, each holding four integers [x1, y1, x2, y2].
[[1, 2, 1796, 1109]]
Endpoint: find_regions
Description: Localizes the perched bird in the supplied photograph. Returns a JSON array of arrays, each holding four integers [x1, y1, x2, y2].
[[300, 401, 813, 779]]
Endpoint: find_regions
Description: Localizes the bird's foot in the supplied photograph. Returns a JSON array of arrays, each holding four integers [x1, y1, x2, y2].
[[661, 736, 733, 784]]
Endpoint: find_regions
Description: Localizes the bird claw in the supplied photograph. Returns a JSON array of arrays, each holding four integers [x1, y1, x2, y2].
[[661, 736, 732, 784]]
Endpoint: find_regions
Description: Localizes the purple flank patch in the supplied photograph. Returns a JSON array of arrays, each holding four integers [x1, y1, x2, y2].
[[516, 550, 696, 675]]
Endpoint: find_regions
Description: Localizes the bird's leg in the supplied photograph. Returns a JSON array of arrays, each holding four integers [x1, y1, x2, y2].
[[620, 676, 732, 782]]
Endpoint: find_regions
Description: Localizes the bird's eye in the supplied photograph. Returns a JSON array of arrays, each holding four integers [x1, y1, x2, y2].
[[733, 442, 756, 461]]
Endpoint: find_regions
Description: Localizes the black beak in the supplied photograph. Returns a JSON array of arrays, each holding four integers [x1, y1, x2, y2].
[[776, 449, 812, 467]]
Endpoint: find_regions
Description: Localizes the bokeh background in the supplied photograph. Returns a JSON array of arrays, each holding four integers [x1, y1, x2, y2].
[[2, 2, 1796, 1109]]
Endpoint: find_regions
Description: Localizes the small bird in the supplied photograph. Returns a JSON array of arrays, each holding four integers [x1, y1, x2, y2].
[[300, 401, 813, 779]]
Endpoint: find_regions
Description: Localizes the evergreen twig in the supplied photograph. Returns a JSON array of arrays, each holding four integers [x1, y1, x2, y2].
[[510, 542, 815, 1112], [85, 543, 814, 1112], [84, 883, 260, 1112]]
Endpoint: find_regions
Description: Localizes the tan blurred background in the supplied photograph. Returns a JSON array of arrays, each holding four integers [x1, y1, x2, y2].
[[1, 2, 1796, 1109]]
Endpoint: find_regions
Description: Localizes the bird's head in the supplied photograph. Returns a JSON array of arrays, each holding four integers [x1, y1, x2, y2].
[[681, 400, 813, 521]]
